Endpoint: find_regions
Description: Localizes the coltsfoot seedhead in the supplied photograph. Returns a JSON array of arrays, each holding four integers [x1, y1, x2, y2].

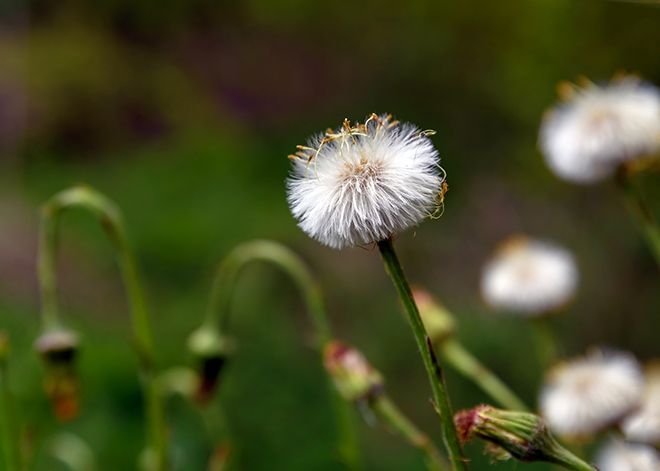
[[287, 113, 445, 249], [34, 329, 81, 421], [323, 340, 383, 403], [540, 349, 643, 438], [481, 236, 578, 317], [540, 74, 660, 184]]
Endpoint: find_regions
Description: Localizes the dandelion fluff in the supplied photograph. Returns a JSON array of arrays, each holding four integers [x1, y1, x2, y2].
[[481, 236, 578, 315], [595, 438, 660, 471], [540, 76, 660, 183], [286, 114, 443, 249], [622, 364, 660, 446], [540, 350, 644, 438]]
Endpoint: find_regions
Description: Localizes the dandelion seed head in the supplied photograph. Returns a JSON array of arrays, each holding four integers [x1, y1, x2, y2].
[[622, 364, 660, 446], [481, 236, 578, 316], [540, 350, 644, 438], [595, 438, 660, 471], [540, 76, 660, 183], [287, 114, 443, 249]]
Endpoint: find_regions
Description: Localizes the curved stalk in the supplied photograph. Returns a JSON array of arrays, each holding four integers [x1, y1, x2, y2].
[[377, 239, 467, 470], [203, 240, 359, 469], [38, 186, 166, 470], [439, 340, 528, 411], [370, 395, 449, 471], [616, 169, 660, 267]]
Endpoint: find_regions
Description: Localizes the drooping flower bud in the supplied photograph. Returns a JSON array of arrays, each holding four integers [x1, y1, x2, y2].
[[455, 405, 596, 470], [323, 340, 383, 403], [186, 326, 231, 404], [412, 287, 456, 344], [34, 329, 80, 421]]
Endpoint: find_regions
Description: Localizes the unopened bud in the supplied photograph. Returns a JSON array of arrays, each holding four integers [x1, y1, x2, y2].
[[34, 329, 80, 421], [187, 327, 231, 404], [323, 340, 383, 402], [413, 287, 455, 344], [455, 405, 595, 470]]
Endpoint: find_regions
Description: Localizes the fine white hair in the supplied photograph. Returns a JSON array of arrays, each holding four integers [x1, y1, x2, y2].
[[540, 76, 660, 183], [595, 438, 660, 471], [540, 350, 644, 438], [481, 236, 578, 316], [286, 114, 443, 249], [622, 364, 660, 446]]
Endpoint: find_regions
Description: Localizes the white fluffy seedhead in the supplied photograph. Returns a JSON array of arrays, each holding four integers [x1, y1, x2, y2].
[[622, 364, 660, 446], [540, 350, 644, 438], [286, 114, 444, 249], [480, 236, 578, 316], [540, 76, 660, 183], [595, 438, 660, 471]]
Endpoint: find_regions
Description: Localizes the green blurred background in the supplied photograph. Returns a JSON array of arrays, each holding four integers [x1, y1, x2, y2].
[[1, 0, 659, 469]]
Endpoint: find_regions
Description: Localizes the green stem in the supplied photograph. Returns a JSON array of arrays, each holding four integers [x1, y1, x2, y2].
[[552, 451, 596, 471], [440, 340, 528, 411], [377, 239, 467, 471], [0, 335, 20, 471], [371, 395, 449, 471], [205, 240, 359, 469], [616, 169, 660, 267], [38, 186, 167, 470], [533, 318, 558, 369]]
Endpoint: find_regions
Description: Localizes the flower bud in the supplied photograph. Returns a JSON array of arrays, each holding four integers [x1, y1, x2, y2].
[[412, 287, 456, 344], [323, 340, 383, 402], [455, 405, 595, 470], [186, 326, 231, 404], [34, 329, 80, 421]]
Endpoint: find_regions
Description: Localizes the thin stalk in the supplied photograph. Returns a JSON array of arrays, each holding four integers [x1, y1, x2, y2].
[[370, 395, 449, 471], [377, 239, 467, 471], [551, 452, 596, 471], [0, 335, 20, 471], [616, 169, 660, 267], [533, 318, 558, 369], [439, 340, 528, 411], [38, 186, 166, 470], [204, 240, 359, 469]]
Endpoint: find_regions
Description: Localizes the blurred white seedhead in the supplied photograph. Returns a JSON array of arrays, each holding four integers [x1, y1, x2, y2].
[[540, 75, 660, 183], [595, 438, 660, 471], [481, 236, 578, 316], [540, 350, 644, 438], [287, 113, 445, 249], [622, 363, 660, 446]]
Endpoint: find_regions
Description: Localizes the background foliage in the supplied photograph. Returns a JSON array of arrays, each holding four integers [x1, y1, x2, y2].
[[0, 1, 659, 469]]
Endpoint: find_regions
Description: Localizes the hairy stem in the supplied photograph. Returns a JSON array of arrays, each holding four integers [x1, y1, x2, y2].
[[205, 240, 359, 469], [440, 340, 528, 411], [371, 395, 449, 471], [38, 186, 167, 470], [377, 239, 467, 470]]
